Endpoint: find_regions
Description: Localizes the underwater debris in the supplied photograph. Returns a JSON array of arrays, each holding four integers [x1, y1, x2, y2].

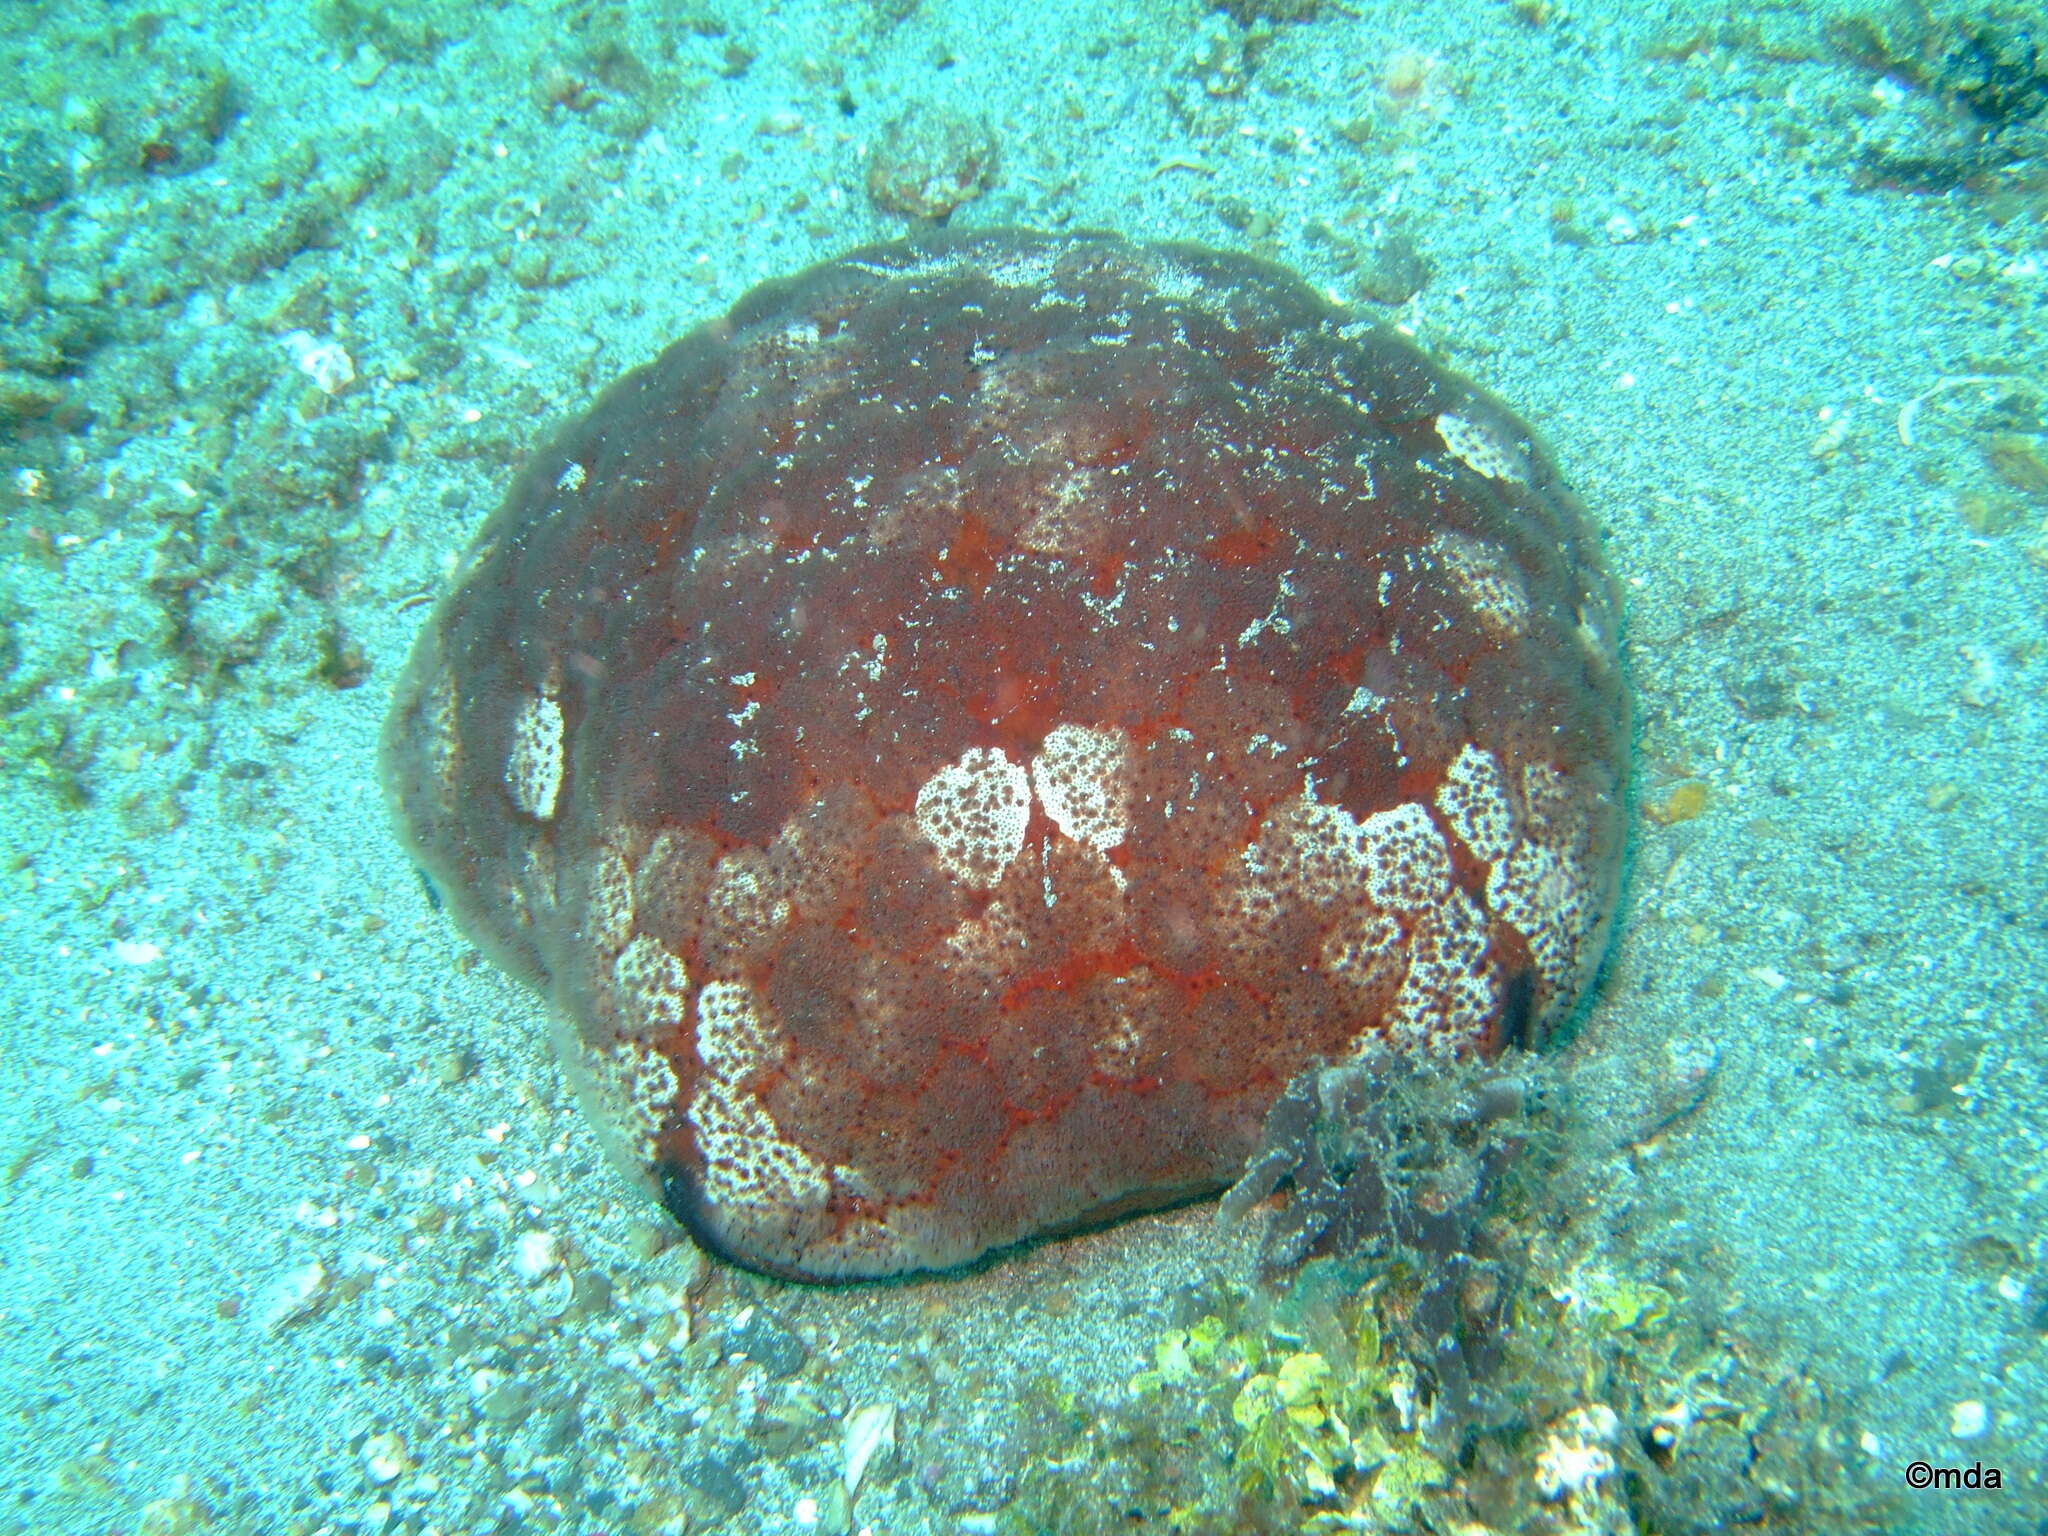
[[1836, 7, 2048, 192], [998, 1068, 1905, 1536], [864, 102, 999, 220], [1221, 1048, 1547, 1418]]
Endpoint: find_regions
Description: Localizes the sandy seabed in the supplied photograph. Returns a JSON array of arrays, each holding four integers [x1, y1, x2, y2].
[[1, 1, 2043, 1533]]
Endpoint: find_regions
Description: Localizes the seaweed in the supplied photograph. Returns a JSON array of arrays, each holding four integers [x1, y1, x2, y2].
[[999, 1040, 1905, 1535], [1220, 1047, 1549, 1418]]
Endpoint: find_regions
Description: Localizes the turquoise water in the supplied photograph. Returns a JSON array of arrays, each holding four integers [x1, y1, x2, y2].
[[1, 1, 2043, 1533]]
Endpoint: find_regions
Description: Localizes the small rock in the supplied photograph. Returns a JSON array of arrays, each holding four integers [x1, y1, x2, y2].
[[623, 1220, 670, 1261], [536, 1402, 582, 1454], [0, 127, 72, 211], [1353, 235, 1430, 305], [285, 330, 355, 395], [842, 1402, 897, 1495], [511, 1229, 560, 1281], [0, 369, 65, 427], [472, 1369, 533, 1425], [726, 1304, 808, 1379], [135, 1478, 209, 1536], [362, 1430, 408, 1485], [258, 1260, 330, 1333], [865, 102, 997, 221], [682, 1451, 751, 1517]]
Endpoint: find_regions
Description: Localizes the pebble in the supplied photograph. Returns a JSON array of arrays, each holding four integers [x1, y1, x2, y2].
[[726, 1304, 808, 1379], [257, 1260, 330, 1334], [511, 1229, 560, 1281], [361, 1431, 408, 1485]]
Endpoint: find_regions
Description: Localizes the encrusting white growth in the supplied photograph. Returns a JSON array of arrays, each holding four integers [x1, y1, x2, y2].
[[915, 746, 1032, 888], [504, 693, 564, 820]]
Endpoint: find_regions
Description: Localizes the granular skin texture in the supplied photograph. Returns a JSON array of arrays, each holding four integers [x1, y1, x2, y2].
[[382, 228, 1629, 1282]]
